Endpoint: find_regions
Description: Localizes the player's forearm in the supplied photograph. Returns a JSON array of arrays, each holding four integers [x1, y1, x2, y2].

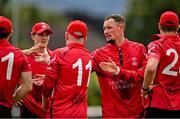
[[13, 84, 32, 102], [142, 68, 156, 90], [115, 67, 144, 81], [143, 58, 159, 90], [23, 49, 33, 55], [13, 72, 32, 102]]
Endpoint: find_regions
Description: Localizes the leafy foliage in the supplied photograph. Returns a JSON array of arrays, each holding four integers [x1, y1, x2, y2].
[[88, 72, 101, 105], [125, 0, 180, 45]]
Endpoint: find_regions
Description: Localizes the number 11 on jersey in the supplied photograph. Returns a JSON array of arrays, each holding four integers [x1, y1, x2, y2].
[[72, 58, 92, 87]]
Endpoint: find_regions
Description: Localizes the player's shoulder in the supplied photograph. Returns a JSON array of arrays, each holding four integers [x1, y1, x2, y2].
[[9, 45, 25, 55], [128, 39, 145, 49], [91, 45, 109, 54], [53, 46, 72, 58], [148, 39, 162, 47], [54, 47, 68, 54], [128, 39, 143, 45], [91, 47, 102, 57]]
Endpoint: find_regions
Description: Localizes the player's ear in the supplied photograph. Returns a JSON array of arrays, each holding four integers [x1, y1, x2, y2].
[[65, 32, 69, 40], [84, 36, 87, 40], [158, 23, 161, 31], [31, 34, 35, 41]]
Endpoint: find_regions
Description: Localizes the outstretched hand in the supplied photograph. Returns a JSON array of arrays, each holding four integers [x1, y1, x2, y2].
[[32, 74, 45, 86], [23, 43, 42, 55], [99, 57, 119, 75]]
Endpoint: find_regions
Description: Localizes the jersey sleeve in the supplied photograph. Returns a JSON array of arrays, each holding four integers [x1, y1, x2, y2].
[[117, 66, 144, 81], [91, 49, 101, 73], [20, 52, 31, 72], [147, 41, 161, 60], [116, 44, 147, 81], [43, 55, 60, 98]]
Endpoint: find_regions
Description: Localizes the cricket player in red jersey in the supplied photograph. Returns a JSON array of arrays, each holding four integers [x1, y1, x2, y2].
[[42, 20, 92, 118], [142, 11, 180, 118], [91, 14, 147, 118], [20, 22, 53, 118], [0, 16, 32, 118]]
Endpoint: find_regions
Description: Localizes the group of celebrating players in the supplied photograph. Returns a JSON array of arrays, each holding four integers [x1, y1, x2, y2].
[[0, 10, 180, 118]]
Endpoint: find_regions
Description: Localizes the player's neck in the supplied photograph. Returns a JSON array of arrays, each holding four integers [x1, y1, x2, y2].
[[115, 37, 125, 47], [160, 29, 177, 35], [66, 39, 83, 45], [38, 48, 46, 53]]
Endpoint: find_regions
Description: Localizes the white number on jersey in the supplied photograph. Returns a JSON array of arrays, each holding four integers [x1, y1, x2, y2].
[[72, 58, 92, 87], [1, 52, 14, 80], [85, 60, 92, 87], [162, 48, 179, 76]]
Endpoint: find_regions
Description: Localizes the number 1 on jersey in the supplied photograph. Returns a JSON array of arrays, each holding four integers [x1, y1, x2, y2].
[[1, 52, 14, 80]]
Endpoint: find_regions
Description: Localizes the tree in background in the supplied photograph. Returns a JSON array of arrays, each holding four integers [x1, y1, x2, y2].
[[0, 0, 9, 15], [125, 0, 180, 45]]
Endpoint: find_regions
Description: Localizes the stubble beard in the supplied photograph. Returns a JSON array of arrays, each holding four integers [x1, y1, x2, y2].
[[107, 39, 115, 44]]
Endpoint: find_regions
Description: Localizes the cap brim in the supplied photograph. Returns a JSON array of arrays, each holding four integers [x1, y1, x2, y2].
[[35, 29, 52, 34], [70, 32, 84, 39]]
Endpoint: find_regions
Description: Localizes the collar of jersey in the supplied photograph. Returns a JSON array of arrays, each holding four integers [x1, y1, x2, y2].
[[161, 33, 179, 40], [107, 38, 129, 50], [0, 39, 11, 46]]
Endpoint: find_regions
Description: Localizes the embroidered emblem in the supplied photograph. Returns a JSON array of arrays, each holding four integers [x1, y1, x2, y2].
[[42, 23, 47, 29], [132, 57, 137, 66]]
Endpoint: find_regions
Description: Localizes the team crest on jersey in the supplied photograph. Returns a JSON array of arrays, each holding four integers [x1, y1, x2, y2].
[[131, 57, 137, 66], [148, 45, 155, 54]]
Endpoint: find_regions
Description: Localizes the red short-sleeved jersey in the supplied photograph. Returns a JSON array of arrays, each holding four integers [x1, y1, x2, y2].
[[0, 40, 31, 108], [22, 49, 53, 117], [147, 34, 180, 110], [43, 43, 92, 118], [91, 39, 147, 118]]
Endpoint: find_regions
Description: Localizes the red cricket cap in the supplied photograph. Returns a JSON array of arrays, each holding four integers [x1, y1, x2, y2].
[[160, 11, 179, 27], [31, 22, 52, 35], [67, 20, 87, 39], [0, 16, 12, 33]]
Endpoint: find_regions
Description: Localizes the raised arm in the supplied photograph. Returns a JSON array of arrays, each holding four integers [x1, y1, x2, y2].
[[99, 54, 146, 81]]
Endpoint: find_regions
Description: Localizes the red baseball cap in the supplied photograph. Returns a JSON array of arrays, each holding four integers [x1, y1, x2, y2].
[[31, 22, 52, 35], [67, 20, 87, 39], [159, 11, 179, 27], [0, 16, 12, 33]]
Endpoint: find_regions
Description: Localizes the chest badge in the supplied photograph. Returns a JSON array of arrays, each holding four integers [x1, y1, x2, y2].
[[131, 57, 137, 66]]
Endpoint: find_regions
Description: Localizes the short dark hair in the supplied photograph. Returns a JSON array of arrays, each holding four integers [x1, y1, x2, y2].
[[0, 28, 11, 39], [105, 14, 125, 25], [160, 25, 178, 32]]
